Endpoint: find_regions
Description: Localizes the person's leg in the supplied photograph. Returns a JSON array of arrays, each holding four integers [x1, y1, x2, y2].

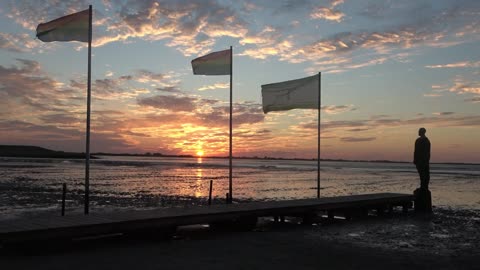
[[416, 164, 423, 188], [424, 164, 430, 190], [417, 164, 428, 190]]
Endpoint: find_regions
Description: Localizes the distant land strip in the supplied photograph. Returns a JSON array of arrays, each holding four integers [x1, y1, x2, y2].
[[0, 145, 88, 159], [0, 145, 478, 165]]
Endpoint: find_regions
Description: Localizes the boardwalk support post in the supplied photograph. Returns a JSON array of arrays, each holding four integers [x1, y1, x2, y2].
[[414, 188, 432, 213], [208, 180, 213, 205], [61, 183, 66, 216], [303, 212, 316, 224]]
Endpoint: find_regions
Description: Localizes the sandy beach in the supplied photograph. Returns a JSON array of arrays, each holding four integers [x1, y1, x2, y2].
[[2, 207, 479, 270]]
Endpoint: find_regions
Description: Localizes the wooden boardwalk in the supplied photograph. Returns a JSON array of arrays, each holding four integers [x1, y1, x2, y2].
[[0, 193, 414, 244]]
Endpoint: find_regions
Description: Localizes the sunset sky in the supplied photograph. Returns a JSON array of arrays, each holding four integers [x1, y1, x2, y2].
[[0, 0, 479, 163]]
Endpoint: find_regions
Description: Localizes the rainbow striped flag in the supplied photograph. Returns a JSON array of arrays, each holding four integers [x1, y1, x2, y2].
[[191, 49, 231, 75], [36, 9, 89, 42]]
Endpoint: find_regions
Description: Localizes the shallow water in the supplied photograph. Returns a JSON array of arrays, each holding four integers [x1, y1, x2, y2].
[[0, 156, 479, 219]]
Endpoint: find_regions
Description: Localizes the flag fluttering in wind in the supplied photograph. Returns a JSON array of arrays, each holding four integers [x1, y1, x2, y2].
[[262, 72, 322, 199], [261, 74, 319, 114], [191, 49, 231, 75], [36, 9, 89, 42], [191, 47, 234, 203], [36, 6, 93, 214]]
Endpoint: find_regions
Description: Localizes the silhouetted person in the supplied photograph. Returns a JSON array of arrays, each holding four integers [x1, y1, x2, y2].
[[414, 127, 430, 190]]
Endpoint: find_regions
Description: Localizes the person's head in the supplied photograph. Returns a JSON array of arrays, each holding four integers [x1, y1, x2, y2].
[[418, 127, 426, 137]]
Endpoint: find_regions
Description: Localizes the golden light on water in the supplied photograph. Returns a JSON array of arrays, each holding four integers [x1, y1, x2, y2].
[[194, 168, 204, 198]]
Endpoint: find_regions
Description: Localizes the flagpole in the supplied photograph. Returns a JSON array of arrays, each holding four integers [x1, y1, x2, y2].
[[317, 72, 321, 199], [84, 4, 92, 215], [228, 46, 233, 204]]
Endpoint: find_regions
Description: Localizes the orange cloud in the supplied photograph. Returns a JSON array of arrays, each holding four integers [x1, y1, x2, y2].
[[424, 93, 443, 97], [310, 7, 345, 22], [425, 60, 480, 69], [449, 78, 480, 94], [0, 33, 40, 53], [198, 83, 229, 91]]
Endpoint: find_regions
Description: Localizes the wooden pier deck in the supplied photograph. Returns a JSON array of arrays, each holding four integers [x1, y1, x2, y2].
[[0, 193, 414, 244]]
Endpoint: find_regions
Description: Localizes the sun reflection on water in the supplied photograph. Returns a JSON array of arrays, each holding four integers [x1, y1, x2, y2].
[[194, 168, 204, 197]]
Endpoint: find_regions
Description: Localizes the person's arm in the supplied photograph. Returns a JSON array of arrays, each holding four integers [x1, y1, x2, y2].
[[413, 140, 417, 164], [427, 139, 431, 162]]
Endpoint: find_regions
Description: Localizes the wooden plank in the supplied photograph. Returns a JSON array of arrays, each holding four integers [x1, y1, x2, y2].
[[1, 193, 414, 232], [0, 193, 414, 243]]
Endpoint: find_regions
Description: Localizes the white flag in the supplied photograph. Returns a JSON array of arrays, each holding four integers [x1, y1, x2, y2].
[[191, 49, 231, 75], [36, 9, 90, 43], [261, 74, 319, 114]]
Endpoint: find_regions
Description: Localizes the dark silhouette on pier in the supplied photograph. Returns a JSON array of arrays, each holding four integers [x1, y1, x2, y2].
[[414, 127, 431, 190], [413, 127, 432, 212]]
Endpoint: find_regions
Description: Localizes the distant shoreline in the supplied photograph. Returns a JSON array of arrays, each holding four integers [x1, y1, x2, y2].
[[0, 145, 88, 159], [1, 145, 478, 165]]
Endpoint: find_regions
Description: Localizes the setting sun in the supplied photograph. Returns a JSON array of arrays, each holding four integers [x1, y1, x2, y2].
[[196, 150, 204, 157]]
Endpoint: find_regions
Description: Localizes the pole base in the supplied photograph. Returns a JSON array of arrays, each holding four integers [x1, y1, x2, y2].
[[413, 188, 432, 213]]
